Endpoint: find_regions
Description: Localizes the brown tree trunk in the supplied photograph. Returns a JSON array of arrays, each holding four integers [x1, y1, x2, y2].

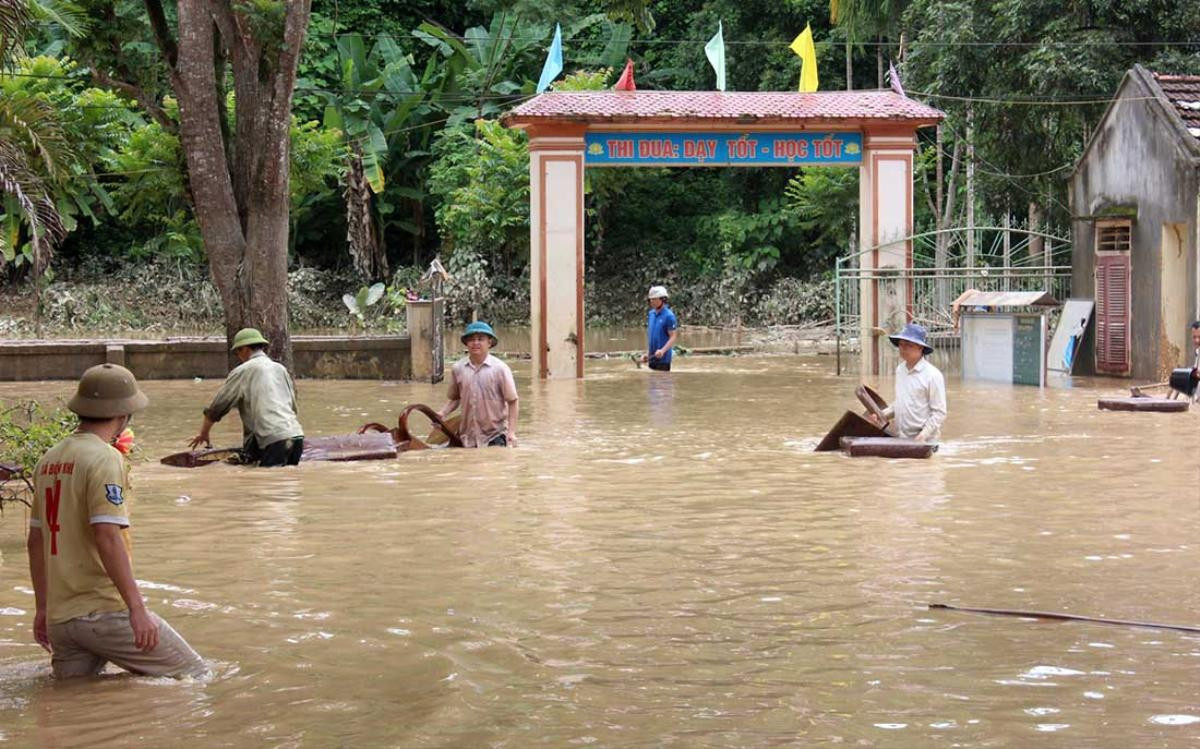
[[1028, 201, 1044, 262], [155, 0, 310, 371], [345, 145, 387, 280]]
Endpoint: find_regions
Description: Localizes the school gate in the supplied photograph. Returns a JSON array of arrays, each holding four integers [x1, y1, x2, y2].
[[501, 90, 944, 379]]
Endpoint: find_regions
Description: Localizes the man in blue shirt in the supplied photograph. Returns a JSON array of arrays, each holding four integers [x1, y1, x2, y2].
[[642, 285, 679, 371]]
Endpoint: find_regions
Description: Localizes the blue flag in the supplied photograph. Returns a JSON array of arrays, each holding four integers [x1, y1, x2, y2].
[[536, 24, 563, 94]]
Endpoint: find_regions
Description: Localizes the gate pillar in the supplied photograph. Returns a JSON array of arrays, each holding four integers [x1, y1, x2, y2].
[[528, 125, 586, 379], [859, 128, 917, 376]]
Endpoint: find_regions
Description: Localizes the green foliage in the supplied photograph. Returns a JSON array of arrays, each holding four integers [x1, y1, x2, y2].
[[342, 281, 385, 321], [427, 119, 529, 273], [105, 106, 200, 261], [553, 67, 613, 91], [105, 101, 342, 264], [904, 0, 1200, 229], [0, 55, 130, 269], [0, 400, 76, 510], [785, 166, 857, 269]]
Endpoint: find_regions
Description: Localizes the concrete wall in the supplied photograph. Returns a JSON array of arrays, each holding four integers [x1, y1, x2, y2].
[[1070, 70, 1200, 380], [0, 336, 411, 381]]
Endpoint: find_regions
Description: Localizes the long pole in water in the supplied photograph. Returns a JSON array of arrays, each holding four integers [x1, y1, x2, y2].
[[929, 603, 1200, 634]]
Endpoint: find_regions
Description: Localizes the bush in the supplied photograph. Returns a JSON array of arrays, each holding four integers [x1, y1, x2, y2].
[[0, 401, 77, 511]]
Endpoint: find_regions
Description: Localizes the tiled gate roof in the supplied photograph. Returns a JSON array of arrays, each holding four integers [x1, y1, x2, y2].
[[503, 90, 944, 126]]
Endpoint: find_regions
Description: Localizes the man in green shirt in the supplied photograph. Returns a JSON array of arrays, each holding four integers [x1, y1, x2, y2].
[[189, 328, 305, 467]]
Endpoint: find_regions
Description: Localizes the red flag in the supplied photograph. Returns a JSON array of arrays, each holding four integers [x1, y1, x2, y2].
[[614, 58, 636, 91]]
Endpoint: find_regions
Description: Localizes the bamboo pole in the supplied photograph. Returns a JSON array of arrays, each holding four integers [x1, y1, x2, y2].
[[929, 603, 1200, 634]]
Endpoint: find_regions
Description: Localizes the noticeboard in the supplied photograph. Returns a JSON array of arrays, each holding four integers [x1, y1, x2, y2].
[[1011, 314, 1045, 386], [961, 313, 1046, 387]]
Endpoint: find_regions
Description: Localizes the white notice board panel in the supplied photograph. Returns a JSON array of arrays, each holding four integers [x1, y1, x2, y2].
[[962, 312, 1047, 386], [962, 314, 1014, 383]]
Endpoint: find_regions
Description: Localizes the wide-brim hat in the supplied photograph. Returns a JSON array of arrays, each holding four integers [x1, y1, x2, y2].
[[888, 322, 934, 355], [68, 363, 150, 418], [461, 321, 499, 346], [230, 327, 270, 351], [647, 285, 669, 300]]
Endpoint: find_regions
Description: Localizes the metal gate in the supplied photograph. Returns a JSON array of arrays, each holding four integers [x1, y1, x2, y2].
[[834, 225, 1073, 370]]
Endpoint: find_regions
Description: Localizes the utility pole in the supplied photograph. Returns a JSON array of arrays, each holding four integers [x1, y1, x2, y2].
[[965, 104, 976, 270]]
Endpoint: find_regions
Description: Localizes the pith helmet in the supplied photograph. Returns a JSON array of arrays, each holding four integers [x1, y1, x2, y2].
[[230, 327, 270, 351], [647, 285, 669, 300], [68, 363, 150, 419], [461, 320, 499, 346]]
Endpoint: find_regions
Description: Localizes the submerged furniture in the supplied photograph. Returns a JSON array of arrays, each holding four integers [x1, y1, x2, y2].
[[160, 403, 463, 467], [1097, 397, 1189, 413], [840, 437, 937, 459], [815, 385, 938, 458], [1097, 366, 1196, 412]]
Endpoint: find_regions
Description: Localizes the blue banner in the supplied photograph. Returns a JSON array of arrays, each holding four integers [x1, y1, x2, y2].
[[584, 131, 863, 166]]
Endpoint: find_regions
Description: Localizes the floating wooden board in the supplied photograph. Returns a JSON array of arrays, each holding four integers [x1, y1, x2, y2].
[[302, 432, 398, 462], [815, 411, 888, 452], [160, 447, 244, 468], [161, 431, 399, 467], [1097, 397, 1189, 413], [839, 437, 938, 459]]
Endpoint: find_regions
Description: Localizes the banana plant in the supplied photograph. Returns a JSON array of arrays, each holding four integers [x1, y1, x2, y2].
[[321, 32, 435, 278]]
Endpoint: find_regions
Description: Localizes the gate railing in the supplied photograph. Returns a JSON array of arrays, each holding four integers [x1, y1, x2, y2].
[[833, 226, 1073, 371]]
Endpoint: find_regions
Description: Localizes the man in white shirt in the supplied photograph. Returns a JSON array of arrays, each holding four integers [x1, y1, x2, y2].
[[869, 323, 947, 442]]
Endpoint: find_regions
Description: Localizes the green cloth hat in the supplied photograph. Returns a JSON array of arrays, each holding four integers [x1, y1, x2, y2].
[[461, 321, 499, 346], [230, 327, 270, 351]]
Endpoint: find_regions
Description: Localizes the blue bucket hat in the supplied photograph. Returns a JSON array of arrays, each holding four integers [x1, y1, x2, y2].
[[888, 322, 933, 355], [461, 321, 499, 346]]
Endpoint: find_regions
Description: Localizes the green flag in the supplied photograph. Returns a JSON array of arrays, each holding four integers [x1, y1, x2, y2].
[[705, 21, 726, 92]]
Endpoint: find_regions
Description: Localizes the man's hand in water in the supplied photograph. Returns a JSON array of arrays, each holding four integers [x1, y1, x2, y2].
[[188, 433, 211, 449]]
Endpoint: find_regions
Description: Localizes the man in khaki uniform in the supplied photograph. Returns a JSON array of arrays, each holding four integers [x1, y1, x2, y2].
[[28, 363, 206, 678], [438, 321, 519, 447], [190, 328, 305, 466]]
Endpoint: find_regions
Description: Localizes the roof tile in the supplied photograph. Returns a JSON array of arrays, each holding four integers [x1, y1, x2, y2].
[[1152, 72, 1200, 142], [503, 90, 944, 126]]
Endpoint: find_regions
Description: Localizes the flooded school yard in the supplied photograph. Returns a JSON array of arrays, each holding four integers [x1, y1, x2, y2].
[[0, 353, 1197, 747]]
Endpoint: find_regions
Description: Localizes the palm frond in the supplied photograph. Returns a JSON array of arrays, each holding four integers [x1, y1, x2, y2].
[[0, 95, 76, 181], [0, 140, 65, 272], [27, 0, 89, 38], [0, 0, 30, 66]]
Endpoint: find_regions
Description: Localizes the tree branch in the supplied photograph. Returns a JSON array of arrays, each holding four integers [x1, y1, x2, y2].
[[88, 67, 175, 132], [143, 0, 178, 70]]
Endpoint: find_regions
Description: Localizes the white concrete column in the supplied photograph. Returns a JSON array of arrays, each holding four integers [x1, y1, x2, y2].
[[528, 127, 586, 379], [858, 129, 917, 376]]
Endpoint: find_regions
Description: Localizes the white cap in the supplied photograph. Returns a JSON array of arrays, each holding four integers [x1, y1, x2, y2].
[[647, 285, 669, 300]]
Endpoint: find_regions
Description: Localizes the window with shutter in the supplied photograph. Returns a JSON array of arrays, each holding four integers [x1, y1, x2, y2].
[[1094, 221, 1131, 374]]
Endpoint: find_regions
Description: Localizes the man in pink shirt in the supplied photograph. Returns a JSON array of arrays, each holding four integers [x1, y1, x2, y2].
[[438, 322, 519, 447]]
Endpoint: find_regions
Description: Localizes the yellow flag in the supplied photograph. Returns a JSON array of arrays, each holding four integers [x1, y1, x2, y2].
[[790, 24, 819, 93]]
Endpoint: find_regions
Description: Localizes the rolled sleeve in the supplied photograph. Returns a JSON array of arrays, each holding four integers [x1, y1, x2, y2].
[[446, 370, 461, 401], [203, 368, 245, 422]]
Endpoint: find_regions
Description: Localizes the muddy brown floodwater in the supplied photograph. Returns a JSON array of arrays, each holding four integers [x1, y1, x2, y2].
[[1, 353, 1198, 747]]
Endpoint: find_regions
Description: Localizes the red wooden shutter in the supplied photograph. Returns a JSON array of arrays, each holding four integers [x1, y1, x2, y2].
[[1095, 253, 1130, 374]]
